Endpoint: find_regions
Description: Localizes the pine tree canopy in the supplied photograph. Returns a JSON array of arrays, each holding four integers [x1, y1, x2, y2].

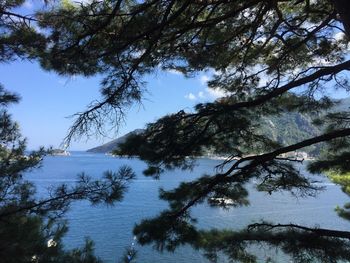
[[2, 0, 350, 262], [0, 83, 136, 262], [1, 2, 136, 260]]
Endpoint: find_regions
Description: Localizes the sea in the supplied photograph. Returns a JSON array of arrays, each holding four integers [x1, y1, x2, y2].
[[25, 152, 350, 263]]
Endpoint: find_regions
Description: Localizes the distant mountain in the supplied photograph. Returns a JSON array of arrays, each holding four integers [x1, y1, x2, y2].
[[259, 111, 321, 155], [256, 98, 349, 155], [87, 98, 349, 154], [86, 129, 144, 153]]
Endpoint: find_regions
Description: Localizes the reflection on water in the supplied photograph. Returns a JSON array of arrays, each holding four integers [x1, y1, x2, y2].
[[25, 152, 350, 262]]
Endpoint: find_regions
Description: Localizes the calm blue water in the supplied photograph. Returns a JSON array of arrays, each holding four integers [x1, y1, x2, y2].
[[25, 152, 350, 262]]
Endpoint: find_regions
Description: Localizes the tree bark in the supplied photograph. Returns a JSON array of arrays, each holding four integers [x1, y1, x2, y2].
[[333, 0, 350, 38]]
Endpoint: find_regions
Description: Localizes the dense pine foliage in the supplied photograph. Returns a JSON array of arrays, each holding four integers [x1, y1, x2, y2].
[[2, 0, 350, 262]]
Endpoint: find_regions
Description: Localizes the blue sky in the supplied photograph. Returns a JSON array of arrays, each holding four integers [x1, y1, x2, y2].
[[2, 2, 218, 151], [3, 0, 349, 151], [1, 59, 349, 151], [0, 60, 218, 150]]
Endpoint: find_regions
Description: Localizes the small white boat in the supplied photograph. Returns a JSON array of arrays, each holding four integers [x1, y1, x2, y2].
[[209, 197, 235, 205], [51, 149, 70, 156]]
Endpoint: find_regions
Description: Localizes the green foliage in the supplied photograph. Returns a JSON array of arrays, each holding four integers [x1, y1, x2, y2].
[[0, 51, 134, 263], [0, 86, 112, 262], [194, 224, 350, 263], [0, 213, 102, 263], [326, 171, 350, 221], [134, 210, 199, 252], [3, 0, 350, 262], [0, 2, 142, 261], [88, 1, 350, 261]]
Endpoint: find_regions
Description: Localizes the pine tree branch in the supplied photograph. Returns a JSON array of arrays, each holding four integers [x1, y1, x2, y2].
[[0, 185, 108, 219], [333, 0, 350, 37], [61, 0, 124, 53], [1, 11, 37, 22], [200, 59, 350, 118], [248, 223, 350, 240], [170, 128, 350, 219]]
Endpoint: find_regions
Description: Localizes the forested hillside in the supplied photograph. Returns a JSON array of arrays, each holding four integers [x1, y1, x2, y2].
[[88, 99, 349, 156]]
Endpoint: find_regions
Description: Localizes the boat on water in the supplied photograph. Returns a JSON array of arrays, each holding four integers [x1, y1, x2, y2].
[[51, 149, 70, 156], [209, 197, 235, 205]]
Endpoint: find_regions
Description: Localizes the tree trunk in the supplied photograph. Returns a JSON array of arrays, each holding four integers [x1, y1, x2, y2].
[[332, 0, 350, 38]]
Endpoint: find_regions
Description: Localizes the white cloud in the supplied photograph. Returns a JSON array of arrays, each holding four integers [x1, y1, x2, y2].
[[23, 0, 33, 9], [166, 68, 182, 75], [185, 93, 197, 100], [334, 32, 345, 41], [206, 87, 226, 99], [185, 88, 226, 101], [72, 0, 92, 5], [184, 71, 228, 101], [130, 49, 145, 59], [198, 91, 205, 99], [199, 75, 210, 85], [258, 73, 270, 88]]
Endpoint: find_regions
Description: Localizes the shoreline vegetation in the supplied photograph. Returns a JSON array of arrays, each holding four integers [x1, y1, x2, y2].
[[106, 152, 315, 161]]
